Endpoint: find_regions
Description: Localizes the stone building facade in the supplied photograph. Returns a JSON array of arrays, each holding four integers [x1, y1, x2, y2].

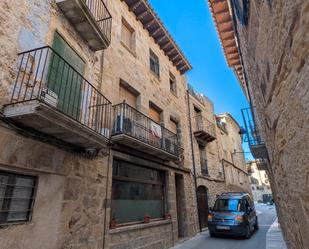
[[208, 0, 309, 248], [187, 86, 251, 230], [0, 0, 198, 249], [247, 160, 272, 203]]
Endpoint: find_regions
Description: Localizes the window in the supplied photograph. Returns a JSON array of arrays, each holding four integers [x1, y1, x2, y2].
[[214, 199, 240, 212], [169, 72, 176, 94], [111, 160, 166, 224], [199, 145, 209, 176], [0, 171, 37, 224], [150, 49, 160, 77], [119, 81, 139, 108], [121, 18, 135, 52]]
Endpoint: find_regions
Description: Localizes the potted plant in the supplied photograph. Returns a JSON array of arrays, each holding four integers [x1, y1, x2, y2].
[[164, 213, 171, 220], [110, 216, 117, 229], [144, 214, 151, 223]]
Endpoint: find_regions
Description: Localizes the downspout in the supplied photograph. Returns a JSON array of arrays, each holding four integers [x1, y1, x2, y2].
[[186, 89, 202, 233]]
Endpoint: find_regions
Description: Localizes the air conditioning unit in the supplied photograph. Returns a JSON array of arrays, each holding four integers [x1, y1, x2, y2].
[[41, 88, 58, 107]]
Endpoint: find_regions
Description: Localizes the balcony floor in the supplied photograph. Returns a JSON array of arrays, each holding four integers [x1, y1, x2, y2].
[[4, 101, 109, 150], [194, 131, 216, 145], [56, 0, 110, 51], [250, 143, 269, 159], [111, 134, 178, 161]]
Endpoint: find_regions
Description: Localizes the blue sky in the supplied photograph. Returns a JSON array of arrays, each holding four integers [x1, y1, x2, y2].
[[148, 0, 252, 159]]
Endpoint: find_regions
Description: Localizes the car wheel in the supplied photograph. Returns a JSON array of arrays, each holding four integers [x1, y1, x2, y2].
[[243, 224, 252, 239], [254, 216, 259, 230], [209, 230, 216, 237]]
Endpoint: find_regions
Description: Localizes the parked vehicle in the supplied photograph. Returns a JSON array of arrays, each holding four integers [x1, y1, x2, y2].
[[208, 192, 258, 239]]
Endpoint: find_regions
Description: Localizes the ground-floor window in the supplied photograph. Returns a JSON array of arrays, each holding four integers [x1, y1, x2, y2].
[[111, 160, 166, 225], [0, 171, 37, 224]]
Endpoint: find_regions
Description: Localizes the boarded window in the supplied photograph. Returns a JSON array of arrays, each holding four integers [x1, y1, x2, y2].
[[150, 49, 160, 77], [169, 118, 178, 134], [111, 160, 166, 224], [119, 83, 138, 108], [0, 171, 37, 224], [149, 105, 161, 123], [121, 18, 135, 52]]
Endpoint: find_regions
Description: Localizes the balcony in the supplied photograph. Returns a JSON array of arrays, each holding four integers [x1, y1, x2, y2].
[[256, 160, 268, 171], [193, 115, 216, 145], [111, 103, 181, 161], [3, 46, 111, 150], [56, 0, 112, 51], [241, 107, 269, 159]]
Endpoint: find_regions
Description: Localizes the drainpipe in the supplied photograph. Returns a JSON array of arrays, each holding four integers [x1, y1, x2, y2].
[[186, 89, 202, 233]]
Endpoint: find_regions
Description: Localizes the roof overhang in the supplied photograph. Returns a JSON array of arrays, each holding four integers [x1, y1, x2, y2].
[[121, 0, 192, 74], [208, 0, 246, 90]]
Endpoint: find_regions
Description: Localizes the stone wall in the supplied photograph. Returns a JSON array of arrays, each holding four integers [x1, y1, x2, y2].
[[233, 1, 309, 248], [0, 0, 198, 248]]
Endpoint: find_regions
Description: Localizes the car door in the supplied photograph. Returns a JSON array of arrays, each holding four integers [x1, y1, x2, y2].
[[245, 197, 256, 227]]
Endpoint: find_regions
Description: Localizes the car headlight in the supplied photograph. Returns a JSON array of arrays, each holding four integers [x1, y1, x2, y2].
[[235, 215, 244, 224], [208, 214, 213, 222]]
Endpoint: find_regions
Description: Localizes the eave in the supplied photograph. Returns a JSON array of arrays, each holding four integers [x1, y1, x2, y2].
[[121, 0, 192, 74], [208, 0, 246, 89]]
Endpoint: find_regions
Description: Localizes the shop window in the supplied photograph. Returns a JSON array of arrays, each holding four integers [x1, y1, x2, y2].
[[0, 171, 37, 224], [111, 160, 166, 225]]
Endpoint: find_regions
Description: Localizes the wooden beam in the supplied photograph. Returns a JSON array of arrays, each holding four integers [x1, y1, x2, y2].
[[162, 42, 170, 50], [167, 48, 176, 55], [144, 18, 156, 28], [150, 27, 161, 36], [129, 0, 142, 11], [157, 34, 166, 44], [137, 10, 150, 20], [171, 54, 180, 61]]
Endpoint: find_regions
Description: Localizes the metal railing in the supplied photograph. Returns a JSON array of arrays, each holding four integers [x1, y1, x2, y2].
[[112, 103, 181, 157], [188, 84, 213, 107], [85, 0, 112, 43], [241, 107, 264, 146], [193, 115, 216, 138], [8, 46, 112, 139]]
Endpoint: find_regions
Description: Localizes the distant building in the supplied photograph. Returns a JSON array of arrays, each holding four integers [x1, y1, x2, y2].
[[247, 160, 272, 203]]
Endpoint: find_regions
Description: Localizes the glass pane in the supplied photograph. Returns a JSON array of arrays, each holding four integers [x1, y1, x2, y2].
[[112, 180, 164, 224], [7, 211, 28, 222], [0, 175, 9, 209], [214, 199, 240, 212]]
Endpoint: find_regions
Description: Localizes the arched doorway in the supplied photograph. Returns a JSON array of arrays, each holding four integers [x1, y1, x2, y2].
[[197, 186, 209, 229]]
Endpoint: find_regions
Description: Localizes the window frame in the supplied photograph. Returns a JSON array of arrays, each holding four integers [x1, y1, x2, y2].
[[111, 160, 167, 226], [0, 171, 37, 225], [121, 18, 136, 54], [169, 72, 177, 95], [149, 49, 160, 77]]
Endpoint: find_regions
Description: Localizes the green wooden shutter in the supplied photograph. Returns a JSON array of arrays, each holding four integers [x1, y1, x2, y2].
[[47, 32, 85, 120]]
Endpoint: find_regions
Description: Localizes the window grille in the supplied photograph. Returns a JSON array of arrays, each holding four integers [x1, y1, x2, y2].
[[0, 171, 37, 225]]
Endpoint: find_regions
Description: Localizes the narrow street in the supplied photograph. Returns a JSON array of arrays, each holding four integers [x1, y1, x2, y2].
[[173, 204, 284, 249]]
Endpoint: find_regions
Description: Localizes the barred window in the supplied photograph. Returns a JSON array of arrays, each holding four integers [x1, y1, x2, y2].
[[0, 171, 37, 224], [111, 160, 166, 225], [150, 50, 160, 77]]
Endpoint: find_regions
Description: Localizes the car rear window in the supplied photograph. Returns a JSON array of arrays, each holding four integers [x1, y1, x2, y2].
[[213, 199, 241, 212]]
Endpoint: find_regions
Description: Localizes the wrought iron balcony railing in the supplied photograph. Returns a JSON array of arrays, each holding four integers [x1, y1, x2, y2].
[[193, 115, 216, 144], [7, 46, 112, 140], [56, 0, 112, 50], [241, 107, 264, 146], [241, 107, 269, 159], [112, 103, 181, 159], [85, 0, 112, 43]]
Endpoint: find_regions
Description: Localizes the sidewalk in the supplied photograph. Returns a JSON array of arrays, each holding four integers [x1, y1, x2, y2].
[[266, 219, 287, 249]]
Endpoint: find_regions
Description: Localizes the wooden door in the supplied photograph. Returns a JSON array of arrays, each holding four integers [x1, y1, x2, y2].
[[48, 32, 85, 119], [197, 186, 209, 228]]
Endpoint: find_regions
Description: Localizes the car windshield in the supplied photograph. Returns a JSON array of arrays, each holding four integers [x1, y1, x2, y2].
[[214, 199, 240, 212]]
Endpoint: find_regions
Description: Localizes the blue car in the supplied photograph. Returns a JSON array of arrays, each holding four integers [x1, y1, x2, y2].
[[208, 192, 259, 239]]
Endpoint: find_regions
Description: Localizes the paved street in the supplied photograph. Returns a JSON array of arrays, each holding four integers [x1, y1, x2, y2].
[[173, 204, 286, 249]]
